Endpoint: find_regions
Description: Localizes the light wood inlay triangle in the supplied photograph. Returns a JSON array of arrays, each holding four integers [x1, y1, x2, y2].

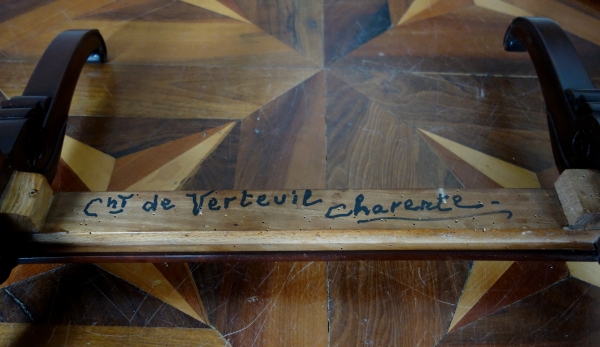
[[388, 0, 411, 26], [473, 0, 532, 17], [0, 88, 8, 101], [567, 262, 600, 288], [182, 0, 250, 23], [217, 0, 248, 20], [448, 261, 513, 331], [124, 122, 236, 191], [96, 263, 209, 324], [60, 136, 116, 192], [398, 0, 473, 26], [154, 262, 210, 325], [418, 129, 540, 188], [108, 124, 226, 191]]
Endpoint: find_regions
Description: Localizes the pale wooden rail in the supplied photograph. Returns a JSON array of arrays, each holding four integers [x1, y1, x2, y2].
[[1, 170, 599, 259]]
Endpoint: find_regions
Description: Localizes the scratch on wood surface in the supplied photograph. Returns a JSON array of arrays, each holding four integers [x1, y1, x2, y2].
[[134, 291, 152, 324], [84, 270, 133, 323], [144, 300, 169, 327], [372, 263, 460, 309], [255, 267, 276, 290], [222, 261, 317, 343], [222, 297, 271, 338], [63, 321, 71, 345], [47, 325, 58, 343], [4, 289, 34, 322]]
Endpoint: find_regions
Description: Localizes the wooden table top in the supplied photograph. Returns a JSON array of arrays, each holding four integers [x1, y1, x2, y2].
[[1, 0, 600, 346]]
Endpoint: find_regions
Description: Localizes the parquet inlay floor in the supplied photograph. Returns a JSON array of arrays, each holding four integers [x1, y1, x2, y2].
[[1, 0, 600, 345]]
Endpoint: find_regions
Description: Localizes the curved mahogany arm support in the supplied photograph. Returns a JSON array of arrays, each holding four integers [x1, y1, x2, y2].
[[0, 30, 107, 190], [0, 30, 106, 282], [504, 17, 600, 172], [25, 29, 107, 181]]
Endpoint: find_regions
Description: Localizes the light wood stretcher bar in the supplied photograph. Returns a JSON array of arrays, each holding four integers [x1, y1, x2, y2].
[[1, 170, 600, 262]]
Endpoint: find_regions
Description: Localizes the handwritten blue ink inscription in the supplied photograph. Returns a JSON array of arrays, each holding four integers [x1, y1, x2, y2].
[[82, 190, 513, 224]]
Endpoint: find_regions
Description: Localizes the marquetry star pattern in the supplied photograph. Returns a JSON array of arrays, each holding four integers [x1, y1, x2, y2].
[[1, 0, 600, 345]]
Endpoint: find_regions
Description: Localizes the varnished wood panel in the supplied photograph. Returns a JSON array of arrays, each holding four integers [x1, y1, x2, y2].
[[0, 323, 228, 346], [398, 0, 473, 26], [324, 0, 391, 65], [329, 69, 555, 172], [0, 0, 55, 24], [504, 0, 600, 46], [182, 0, 250, 23], [210, 262, 328, 347], [553, 0, 600, 17], [449, 260, 514, 332], [215, 0, 248, 20], [95, 263, 207, 323], [1, 21, 318, 70], [115, 122, 235, 191], [230, 0, 324, 66], [329, 260, 470, 346], [331, 5, 600, 76], [108, 126, 225, 191], [235, 71, 326, 190], [154, 262, 210, 325], [0, 265, 62, 290], [65, 117, 234, 159], [0, 0, 114, 50], [51, 159, 91, 192], [567, 262, 600, 288], [438, 278, 600, 346], [326, 73, 462, 190], [388, 0, 413, 25], [182, 122, 241, 190], [0, 266, 63, 323], [0, 63, 319, 120], [60, 136, 115, 192], [0, 264, 211, 328], [2, 1, 600, 345], [420, 131, 503, 188], [537, 165, 560, 189], [80, 0, 232, 22], [419, 129, 540, 188], [451, 261, 569, 331]]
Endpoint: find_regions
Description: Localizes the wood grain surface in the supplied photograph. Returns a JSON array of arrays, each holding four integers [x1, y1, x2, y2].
[[0, 172, 53, 232], [1, 0, 600, 346], [0, 323, 228, 346], [31, 187, 597, 254]]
